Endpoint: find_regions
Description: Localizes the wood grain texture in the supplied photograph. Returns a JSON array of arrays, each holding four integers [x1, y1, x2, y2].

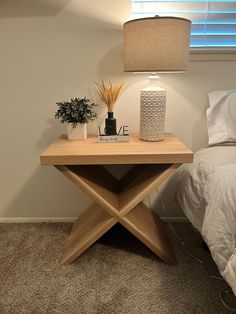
[[121, 203, 177, 265], [40, 133, 193, 165], [41, 134, 191, 265], [61, 203, 116, 265], [57, 164, 178, 265], [55, 164, 179, 217], [55, 165, 121, 218], [118, 164, 149, 191], [119, 164, 180, 216]]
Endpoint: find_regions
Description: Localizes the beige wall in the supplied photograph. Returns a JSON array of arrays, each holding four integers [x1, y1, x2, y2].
[[1, 0, 236, 220]]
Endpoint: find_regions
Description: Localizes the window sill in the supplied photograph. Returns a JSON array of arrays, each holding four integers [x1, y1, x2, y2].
[[190, 48, 236, 62]]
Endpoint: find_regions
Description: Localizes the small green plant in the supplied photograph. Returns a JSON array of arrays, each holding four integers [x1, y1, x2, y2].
[[55, 97, 97, 128]]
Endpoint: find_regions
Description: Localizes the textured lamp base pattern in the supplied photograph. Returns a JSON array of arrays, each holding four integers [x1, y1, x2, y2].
[[140, 90, 166, 141]]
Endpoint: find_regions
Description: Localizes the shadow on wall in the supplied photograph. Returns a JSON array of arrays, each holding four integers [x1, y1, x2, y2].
[[0, 0, 71, 17], [3, 166, 92, 219], [97, 43, 123, 77], [192, 99, 209, 152], [37, 118, 67, 151], [0, 0, 132, 219], [151, 171, 184, 218]]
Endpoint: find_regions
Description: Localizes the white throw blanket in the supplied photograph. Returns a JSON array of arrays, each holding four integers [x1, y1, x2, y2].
[[176, 146, 236, 295]]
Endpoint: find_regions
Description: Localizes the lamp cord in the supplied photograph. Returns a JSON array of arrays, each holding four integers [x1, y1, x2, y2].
[[146, 189, 236, 312]]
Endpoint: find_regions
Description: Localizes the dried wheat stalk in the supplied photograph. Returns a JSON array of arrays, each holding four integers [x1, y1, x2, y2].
[[95, 80, 125, 112]]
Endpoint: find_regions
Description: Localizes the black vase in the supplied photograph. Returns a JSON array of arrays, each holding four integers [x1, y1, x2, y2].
[[105, 112, 117, 135]]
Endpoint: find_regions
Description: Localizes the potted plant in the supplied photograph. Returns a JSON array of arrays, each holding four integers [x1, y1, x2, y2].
[[95, 80, 124, 135], [55, 97, 97, 140]]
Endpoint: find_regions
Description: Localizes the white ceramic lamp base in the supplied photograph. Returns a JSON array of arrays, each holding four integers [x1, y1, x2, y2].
[[140, 75, 166, 142]]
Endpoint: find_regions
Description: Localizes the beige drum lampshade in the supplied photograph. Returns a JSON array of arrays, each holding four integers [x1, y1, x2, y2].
[[123, 16, 191, 72]]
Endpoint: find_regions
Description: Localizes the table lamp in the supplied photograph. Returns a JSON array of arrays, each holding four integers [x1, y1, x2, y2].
[[123, 16, 191, 141]]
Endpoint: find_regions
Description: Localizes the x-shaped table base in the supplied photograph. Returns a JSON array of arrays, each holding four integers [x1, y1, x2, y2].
[[56, 164, 179, 265]]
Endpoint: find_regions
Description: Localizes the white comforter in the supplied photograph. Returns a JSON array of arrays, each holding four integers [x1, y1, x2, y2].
[[176, 146, 236, 295]]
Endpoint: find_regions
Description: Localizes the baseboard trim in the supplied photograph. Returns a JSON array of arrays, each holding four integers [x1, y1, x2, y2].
[[161, 217, 187, 223], [0, 217, 187, 223], [0, 217, 77, 223]]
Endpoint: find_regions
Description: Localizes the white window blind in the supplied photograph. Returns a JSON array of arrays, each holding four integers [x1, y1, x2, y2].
[[132, 0, 236, 48]]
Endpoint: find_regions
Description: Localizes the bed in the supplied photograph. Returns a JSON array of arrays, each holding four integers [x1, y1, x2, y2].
[[176, 146, 236, 295], [176, 89, 236, 296]]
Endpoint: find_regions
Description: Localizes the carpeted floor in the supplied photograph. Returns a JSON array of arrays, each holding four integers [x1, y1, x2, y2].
[[0, 222, 233, 313]]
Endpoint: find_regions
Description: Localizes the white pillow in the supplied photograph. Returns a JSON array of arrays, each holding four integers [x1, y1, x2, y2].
[[207, 89, 236, 146]]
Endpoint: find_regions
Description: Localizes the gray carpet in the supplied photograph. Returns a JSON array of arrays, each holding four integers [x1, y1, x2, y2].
[[0, 222, 232, 313]]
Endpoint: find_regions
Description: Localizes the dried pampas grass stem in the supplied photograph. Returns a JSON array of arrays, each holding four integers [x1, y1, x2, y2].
[[95, 80, 125, 112]]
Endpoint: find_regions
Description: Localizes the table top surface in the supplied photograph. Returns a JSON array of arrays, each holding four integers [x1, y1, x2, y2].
[[40, 133, 193, 165]]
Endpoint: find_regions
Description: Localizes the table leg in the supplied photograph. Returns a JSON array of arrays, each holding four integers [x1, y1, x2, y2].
[[121, 203, 176, 264], [62, 203, 116, 265], [55, 164, 179, 265]]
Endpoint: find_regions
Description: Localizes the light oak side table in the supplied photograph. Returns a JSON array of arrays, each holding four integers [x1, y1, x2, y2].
[[40, 134, 193, 265]]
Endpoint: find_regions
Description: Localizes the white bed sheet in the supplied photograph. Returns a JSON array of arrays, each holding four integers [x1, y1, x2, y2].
[[176, 146, 236, 295]]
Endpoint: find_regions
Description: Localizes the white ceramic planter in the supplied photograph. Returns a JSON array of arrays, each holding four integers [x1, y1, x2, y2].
[[67, 123, 87, 140]]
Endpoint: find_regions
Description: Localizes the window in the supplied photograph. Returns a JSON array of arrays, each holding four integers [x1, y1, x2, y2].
[[132, 0, 236, 52]]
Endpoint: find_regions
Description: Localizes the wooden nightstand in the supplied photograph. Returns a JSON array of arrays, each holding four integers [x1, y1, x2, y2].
[[40, 133, 193, 265]]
